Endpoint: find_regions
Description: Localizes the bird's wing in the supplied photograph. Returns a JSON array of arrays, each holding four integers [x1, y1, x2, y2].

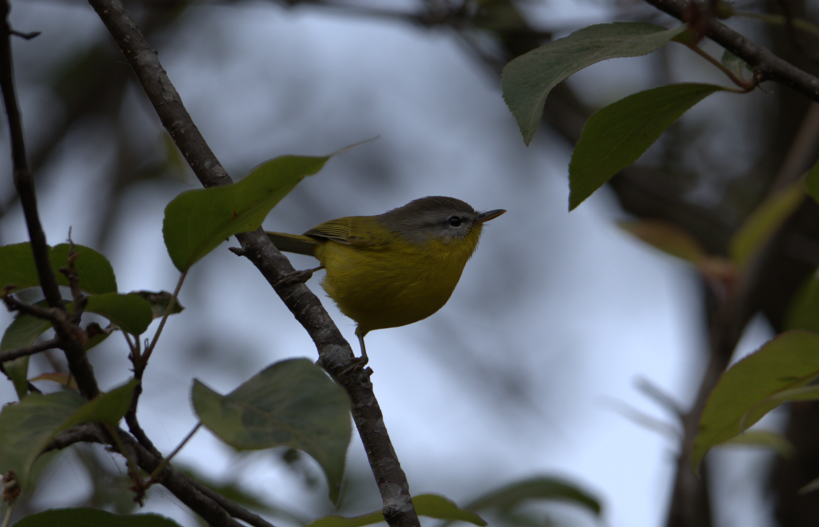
[[304, 217, 389, 248], [266, 232, 320, 256]]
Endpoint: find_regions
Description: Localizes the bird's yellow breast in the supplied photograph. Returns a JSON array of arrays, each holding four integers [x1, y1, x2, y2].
[[313, 226, 482, 336]]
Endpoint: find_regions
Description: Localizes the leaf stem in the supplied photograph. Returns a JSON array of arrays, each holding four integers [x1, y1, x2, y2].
[[680, 41, 756, 91], [141, 270, 186, 370], [146, 422, 202, 486], [1, 504, 12, 527]]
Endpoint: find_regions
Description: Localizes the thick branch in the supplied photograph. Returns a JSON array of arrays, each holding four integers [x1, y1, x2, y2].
[[86, 1, 419, 525], [644, 0, 819, 102]]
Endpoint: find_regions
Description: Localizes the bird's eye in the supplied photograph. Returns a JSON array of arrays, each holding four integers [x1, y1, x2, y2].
[[448, 216, 462, 227]]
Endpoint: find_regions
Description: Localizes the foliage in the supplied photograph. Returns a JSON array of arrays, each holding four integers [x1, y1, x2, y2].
[[5, 1, 819, 527]]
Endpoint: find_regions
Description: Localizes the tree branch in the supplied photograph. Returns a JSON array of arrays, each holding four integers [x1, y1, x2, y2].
[[643, 0, 819, 103], [86, 1, 419, 525], [0, 0, 100, 400], [0, 338, 61, 363]]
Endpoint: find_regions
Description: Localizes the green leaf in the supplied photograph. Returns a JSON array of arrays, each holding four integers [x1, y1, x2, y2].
[[785, 273, 819, 332], [806, 158, 819, 204], [1, 312, 51, 400], [692, 331, 819, 471], [0, 297, 121, 400], [722, 429, 794, 458], [0, 380, 137, 489], [0, 243, 117, 295], [729, 178, 804, 268], [306, 494, 486, 527], [501, 22, 688, 145], [462, 476, 602, 517], [128, 291, 184, 319], [12, 508, 183, 527], [721, 50, 748, 77], [50, 244, 118, 294], [85, 293, 154, 335], [60, 380, 139, 430], [163, 155, 330, 271], [569, 83, 724, 210], [192, 358, 351, 504], [0, 391, 85, 490], [413, 494, 486, 525], [618, 220, 707, 263]]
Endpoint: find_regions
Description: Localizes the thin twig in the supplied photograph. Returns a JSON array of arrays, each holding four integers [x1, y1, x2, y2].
[[188, 480, 278, 527], [146, 422, 201, 485], [0, 338, 61, 362], [0, 0, 99, 398], [2, 295, 59, 321], [141, 270, 185, 368], [44, 424, 106, 451], [115, 428, 246, 527], [678, 40, 755, 91], [644, 0, 819, 103]]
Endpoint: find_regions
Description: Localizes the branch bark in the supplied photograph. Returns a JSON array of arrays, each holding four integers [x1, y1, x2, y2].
[[0, 0, 100, 400], [643, 0, 819, 102], [86, 1, 419, 525]]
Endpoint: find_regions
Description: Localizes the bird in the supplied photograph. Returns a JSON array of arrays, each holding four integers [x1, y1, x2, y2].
[[267, 196, 505, 365]]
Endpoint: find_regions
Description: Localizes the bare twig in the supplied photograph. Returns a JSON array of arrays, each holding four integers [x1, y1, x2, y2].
[[0, 338, 61, 363], [115, 427, 247, 527], [44, 424, 106, 451], [644, 0, 819, 103], [188, 480, 278, 527], [0, 0, 99, 399], [146, 422, 201, 485]]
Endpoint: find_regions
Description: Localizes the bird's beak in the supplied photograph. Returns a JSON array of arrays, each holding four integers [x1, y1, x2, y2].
[[476, 209, 506, 224]]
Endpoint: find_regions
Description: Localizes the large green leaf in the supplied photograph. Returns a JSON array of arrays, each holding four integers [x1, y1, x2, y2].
[[569, 83, 724, 210], [729, 178, 805, 268], [192, 359, 351, 504], [0, 243, 116, 294], [306, 494, 486, 527], [0, 380, 138, 489], [85, 293, 154, 336], [12, 508, 182, 527], [502, 22, 688, 145], [692, 331, 819, 471], [0, 312, 51, 400], [462, 476, 602, 517], [163, 155, 330, 271]]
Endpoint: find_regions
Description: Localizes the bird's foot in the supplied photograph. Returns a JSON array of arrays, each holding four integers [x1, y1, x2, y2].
[[339, 351, 370, 378], [273, 266, 324, 288]]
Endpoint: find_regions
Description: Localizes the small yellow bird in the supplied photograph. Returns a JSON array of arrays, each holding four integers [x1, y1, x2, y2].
[[267, 196, 505, 364]]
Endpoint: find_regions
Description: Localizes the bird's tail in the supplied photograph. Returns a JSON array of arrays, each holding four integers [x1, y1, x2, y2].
[[266, 232, 320, 256]]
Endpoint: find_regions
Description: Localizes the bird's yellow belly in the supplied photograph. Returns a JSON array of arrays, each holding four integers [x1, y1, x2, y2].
[[315, 240, 468, 335]]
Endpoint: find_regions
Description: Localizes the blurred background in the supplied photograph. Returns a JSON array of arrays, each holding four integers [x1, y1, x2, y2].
[[3, 0, 819, 526]]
